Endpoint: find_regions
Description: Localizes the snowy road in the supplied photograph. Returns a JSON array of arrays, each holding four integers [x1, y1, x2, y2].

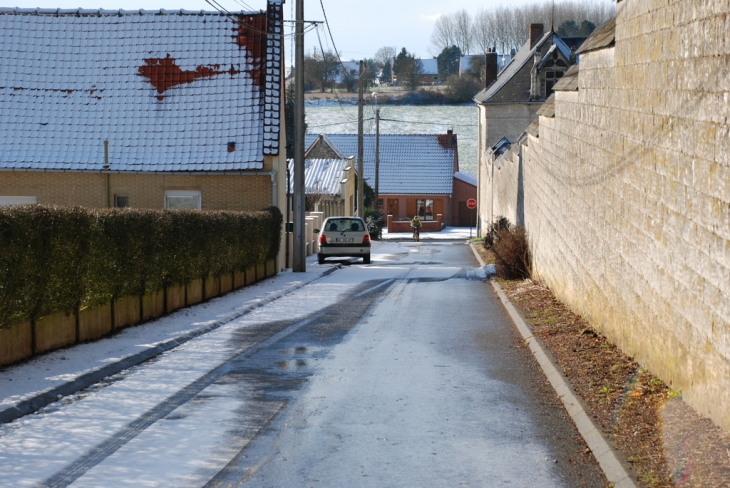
[[0, 238, 606, 487]]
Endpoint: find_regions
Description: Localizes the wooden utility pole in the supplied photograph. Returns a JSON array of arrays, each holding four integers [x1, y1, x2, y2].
[[374, 108, 380, 211], [293, 0, 306, 272], [356, 60, 364, 216]]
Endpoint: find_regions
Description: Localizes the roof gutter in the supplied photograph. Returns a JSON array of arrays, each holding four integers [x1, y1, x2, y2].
[[0, 168, 276, 176]]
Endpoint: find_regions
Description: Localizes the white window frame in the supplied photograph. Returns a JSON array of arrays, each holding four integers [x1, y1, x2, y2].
[[0, 196, 37, 207], [164, 190, 201, 210]]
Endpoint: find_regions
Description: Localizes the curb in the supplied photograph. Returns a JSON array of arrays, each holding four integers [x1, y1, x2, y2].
[[0, 265, 341, 425], [468, 243, 637, 488]]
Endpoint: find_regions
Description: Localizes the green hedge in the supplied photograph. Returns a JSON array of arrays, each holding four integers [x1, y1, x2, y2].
[[0, 205, 282, 328]]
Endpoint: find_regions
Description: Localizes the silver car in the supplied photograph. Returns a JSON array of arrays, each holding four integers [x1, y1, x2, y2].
[[316, 217, 371, 264]]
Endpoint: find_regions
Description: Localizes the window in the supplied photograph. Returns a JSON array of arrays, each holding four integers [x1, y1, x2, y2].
[[416, 199, 434, 220], [114, 195, 129, 208], [164, 190, 201, 210], [0, 196, 37, 207]]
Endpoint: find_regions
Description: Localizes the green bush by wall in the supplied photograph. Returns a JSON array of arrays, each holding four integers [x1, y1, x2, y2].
[[0, 205, 282, 328]]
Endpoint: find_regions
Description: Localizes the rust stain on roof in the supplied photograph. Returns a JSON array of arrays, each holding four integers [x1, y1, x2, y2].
[[139, 54, 239, 94], [232, 14, 267, 89]]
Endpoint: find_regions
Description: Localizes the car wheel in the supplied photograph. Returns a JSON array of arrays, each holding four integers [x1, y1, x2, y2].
[[363, 254, 371, 264], [317, 254, 325, 264]]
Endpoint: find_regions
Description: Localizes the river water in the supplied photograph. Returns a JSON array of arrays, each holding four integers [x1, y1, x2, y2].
[[305, 103, 479, 178]]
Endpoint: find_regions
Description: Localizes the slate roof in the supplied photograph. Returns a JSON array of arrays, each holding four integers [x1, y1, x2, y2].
[[536, 94, 556, 118], [474, 32, 581, 104], [287, 158, 351, 196], [304, 133, 457, 195], [0, 3, 283, 173], [577, 17, 616, 54], [491, 137, 512, 156], [553, 64, 580, 92]]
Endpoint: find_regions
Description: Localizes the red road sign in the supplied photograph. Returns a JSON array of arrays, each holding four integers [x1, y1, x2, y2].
[[466, 198, 477, 209]]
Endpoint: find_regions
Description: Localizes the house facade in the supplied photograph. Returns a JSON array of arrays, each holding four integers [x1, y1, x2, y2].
[[474, 23, 585, 233], [304, 132, 477, 227], [287, 157, 357, 218], [0, 3, 287, 266]]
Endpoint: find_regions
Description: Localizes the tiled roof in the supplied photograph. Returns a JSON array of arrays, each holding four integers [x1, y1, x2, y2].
[[454, 171, 477, 187], [287, 158, 351, 196], [305, 133, 457, 195], [0, 4, 283, 173]]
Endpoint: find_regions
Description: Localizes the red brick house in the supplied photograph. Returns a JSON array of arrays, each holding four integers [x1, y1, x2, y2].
[[304, 132, 477, 227]]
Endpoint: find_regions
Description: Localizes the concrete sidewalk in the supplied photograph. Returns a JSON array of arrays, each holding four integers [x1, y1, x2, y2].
[[0, 257, 337, 424]]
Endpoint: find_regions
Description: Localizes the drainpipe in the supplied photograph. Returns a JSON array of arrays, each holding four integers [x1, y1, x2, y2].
[[104, 140, 111, 208], [270, 171, 278, 207]]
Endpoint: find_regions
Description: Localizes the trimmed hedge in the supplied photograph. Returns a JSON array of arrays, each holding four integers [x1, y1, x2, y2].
[[0, 205, 282, 328]]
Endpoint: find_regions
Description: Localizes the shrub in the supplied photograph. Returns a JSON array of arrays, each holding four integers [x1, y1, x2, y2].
[[493, 226, 531, 279], [364, 208, 385, 240], [483, 216, 511, 249], [0, 205, 282, 328]]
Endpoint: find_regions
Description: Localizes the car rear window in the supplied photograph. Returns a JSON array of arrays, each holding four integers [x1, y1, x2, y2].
[[325, 218, 364, 232]]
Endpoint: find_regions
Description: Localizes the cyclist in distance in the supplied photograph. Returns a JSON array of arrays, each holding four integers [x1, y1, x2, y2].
[[411, 215, 422, 242]]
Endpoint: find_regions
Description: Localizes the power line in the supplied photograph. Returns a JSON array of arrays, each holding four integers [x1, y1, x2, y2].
[[307, 117, 373, 129], [380, 117, 476, 128]]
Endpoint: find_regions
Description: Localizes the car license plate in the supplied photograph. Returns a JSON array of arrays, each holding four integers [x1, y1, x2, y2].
[[335, 237, 354, 243]]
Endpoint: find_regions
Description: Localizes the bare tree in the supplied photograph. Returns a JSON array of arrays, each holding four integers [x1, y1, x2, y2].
[[374, 46, 397, 67], [431, 0, 614, 57], [473, 9, 497, 54], [430, 14, 457, 55], [452, 10, 473, 55]]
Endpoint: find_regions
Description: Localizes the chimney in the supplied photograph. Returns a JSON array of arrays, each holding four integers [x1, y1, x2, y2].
[[529, 23, 544, 49], [485, 51, 499, 88]]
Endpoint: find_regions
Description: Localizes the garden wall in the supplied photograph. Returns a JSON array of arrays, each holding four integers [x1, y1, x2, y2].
[[490, 0, 730, 429]]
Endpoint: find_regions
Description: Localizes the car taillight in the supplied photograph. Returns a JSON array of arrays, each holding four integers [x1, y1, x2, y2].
[[362, 234, 370, 244], [318, 234, 327, 244]]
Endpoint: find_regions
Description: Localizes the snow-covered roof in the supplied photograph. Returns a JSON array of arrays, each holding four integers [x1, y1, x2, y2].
[[305, 133, 457, 195], [0, 4, 283, 172], [454, 171, 477, 186], [420, 59, 438, 76], [287, 158, 352, 196]]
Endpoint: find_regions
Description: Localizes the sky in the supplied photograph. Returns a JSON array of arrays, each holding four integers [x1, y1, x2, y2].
[[3, 0, 609, 61]]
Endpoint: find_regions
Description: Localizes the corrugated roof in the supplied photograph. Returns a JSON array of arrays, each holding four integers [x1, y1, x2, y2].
[[553, 64, 580, 92], [287, 158, 350, 196], [536, 95, 555, 117], [304, 133, 456, 195], [0, 4, 283, 172], [577, 17, 616, 54]]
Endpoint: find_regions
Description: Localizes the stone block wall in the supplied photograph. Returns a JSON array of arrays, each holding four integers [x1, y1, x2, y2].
[[506, 0, 730, 429]]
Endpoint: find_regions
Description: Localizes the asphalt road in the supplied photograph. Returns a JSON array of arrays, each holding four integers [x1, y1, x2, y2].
[[0, 240, 607, 487], [220, 241, 607, 487]]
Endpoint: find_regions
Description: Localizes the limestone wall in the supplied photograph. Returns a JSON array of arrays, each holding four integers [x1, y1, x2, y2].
[[499, 0, 730, 429]]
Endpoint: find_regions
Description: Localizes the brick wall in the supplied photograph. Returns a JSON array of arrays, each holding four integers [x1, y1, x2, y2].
[[452, 177, 478, 227], [485, 0, 730, 429], [0, 172, 273, 212]]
